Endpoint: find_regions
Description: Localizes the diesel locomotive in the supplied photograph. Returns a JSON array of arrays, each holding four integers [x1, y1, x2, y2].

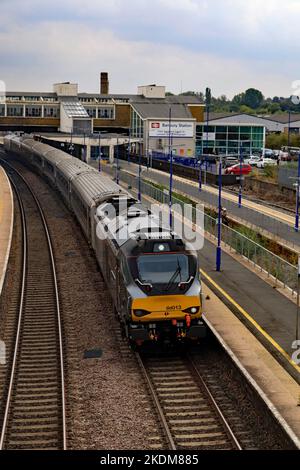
[[4, 135, 206, 346]]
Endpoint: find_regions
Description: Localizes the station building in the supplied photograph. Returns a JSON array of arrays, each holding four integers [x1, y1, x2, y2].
[[9, 73, 300, 158], [197, 113, 266, 156], [0, 74, 204, 159]]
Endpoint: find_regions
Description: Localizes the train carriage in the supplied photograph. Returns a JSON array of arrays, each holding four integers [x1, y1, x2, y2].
[[70, 170, 127, 243], [4, 134, 206, 346], [55, 159, 94, 207]]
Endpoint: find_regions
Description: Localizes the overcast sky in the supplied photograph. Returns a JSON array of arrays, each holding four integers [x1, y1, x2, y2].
[[0, 0, 299, 98]]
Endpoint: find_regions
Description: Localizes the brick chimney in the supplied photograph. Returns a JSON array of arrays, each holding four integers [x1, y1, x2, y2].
[[100, 72, 109, 95]]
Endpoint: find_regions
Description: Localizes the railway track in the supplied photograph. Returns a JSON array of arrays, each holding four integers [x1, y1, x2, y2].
[[0, 161, 66, 450], [136, 353, 242, 450]]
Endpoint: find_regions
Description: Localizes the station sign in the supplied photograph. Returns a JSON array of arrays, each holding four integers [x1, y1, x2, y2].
[[149, 121, 194, 138]]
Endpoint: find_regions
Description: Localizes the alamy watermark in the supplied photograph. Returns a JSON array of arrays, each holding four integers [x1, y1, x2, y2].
[[96, 201, 205, 250], [0, 80, 6, 103], [291, 80, 300, 105], [0, 340, 6, 365], [292, 340, 300, 365]]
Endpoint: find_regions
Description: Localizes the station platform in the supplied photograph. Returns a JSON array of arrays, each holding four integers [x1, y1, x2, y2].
[[98, 161, 300, 447], [203, 282, 300, 449], [0, 165, 14, 298], [117, 160, 300, 251]]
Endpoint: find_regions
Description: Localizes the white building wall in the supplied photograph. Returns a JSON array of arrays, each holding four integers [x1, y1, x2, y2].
[[53, 83, 78, 97], [137, 85, 166, 99], [59, 104, 73, 133], [144, 120, 196, 157]]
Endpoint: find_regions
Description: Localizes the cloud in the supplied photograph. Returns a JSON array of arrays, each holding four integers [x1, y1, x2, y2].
[[0, 0, 299, 97]]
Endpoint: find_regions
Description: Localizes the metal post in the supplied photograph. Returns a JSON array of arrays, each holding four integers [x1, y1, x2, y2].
[[83, 132, 86, 162], [116, 136, 119, 185], [288, 110, 291, 150], [70, 131, 73, 156], [169, 106, 173, 228], [128, 128, 131, 165], [199, 160, 202, 192], [138, 141, 142, 202], [203, 87, 211, 190], [98, 132, 101, 172], [238, 143, 243, 208], [297, 257, 300, 342], [216, 156, 222, 272], [295, 152, 300, 232]]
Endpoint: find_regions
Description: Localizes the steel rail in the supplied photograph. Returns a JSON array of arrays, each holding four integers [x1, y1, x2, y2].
[[0, 160, 66, 450]]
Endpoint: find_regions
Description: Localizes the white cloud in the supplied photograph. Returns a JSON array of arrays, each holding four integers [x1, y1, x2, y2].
[[0, 0, 300, 97]]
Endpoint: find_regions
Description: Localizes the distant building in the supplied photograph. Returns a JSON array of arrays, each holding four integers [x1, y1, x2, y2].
[[0, 74, 204, 158], [198, 112, 266, 156], [198, 112, 300, 156], [4, 75, 299, 157]]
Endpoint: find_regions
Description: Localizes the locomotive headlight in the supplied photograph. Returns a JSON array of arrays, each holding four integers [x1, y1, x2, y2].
[[134, 309, 151, 318], [183, 307, 200, 315]]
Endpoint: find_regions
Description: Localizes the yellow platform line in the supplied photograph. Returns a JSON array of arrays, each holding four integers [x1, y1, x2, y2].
[[201, 268, 300, 375]]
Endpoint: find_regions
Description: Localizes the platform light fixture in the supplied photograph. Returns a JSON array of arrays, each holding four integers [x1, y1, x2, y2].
[[216, 155, 223, 272], [169, 106, 173, 229]]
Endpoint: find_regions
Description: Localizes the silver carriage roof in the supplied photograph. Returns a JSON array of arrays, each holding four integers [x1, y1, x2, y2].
[[71, 171, 129, 208]]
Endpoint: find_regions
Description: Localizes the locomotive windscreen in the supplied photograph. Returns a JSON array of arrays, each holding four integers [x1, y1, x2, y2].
[[137, 254, 189, 287]]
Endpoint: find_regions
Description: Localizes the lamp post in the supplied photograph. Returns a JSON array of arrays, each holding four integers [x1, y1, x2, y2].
[[295, 152, 300, 232], [216, 156, 223, 272], [138, 140, 142, 202], [83, 132, 86, 162], [169, 106, 173, 228], [288, 110, 291, 150], [128, 128, 131, 165], [297, 257, 300, 342], [238, 143, 244, 208], [116, 136, 119, 185], [98, 132, 101, 172], [70, 131, 73, 156], [201, 87, 212, 192], [199, 159, 202, 192]]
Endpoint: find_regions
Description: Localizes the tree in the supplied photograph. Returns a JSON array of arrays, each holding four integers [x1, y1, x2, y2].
[[232, 92, 245, 106], [240, 105, 255, 114], [243, 88, 264, 109], [180, 91, 196, 96]]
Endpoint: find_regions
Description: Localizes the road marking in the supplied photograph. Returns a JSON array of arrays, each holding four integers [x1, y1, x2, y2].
[[201, 268, 300, 375]]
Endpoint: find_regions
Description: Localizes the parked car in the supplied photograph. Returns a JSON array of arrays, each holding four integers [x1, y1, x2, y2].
[[243, 156, 260, 166], [225, 164, 252, 175], [256, 158, 277, 169], [261, 148, 274, 158], [224, 156, 239, 168]]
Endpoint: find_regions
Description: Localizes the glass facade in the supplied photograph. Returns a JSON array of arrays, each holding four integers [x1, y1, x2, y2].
[[7, 105, 24, 117], [98, 107, 114, 119], [131, 109, 144, 139], [44, 106, 60, 118], [25, 106, 42, 117], [196, 124, 265, 156]]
